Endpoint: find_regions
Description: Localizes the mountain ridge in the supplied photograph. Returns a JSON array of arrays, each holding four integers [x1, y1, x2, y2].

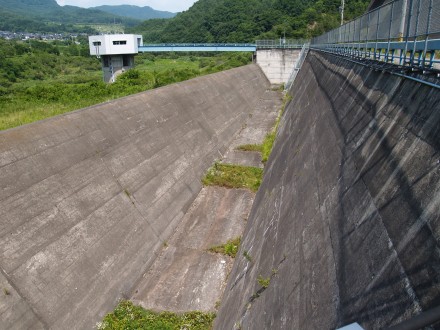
[[92, 5, 176, 20]]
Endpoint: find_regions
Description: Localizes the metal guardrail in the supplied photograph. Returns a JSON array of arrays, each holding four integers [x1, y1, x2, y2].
[[139, 41, 306, 51], [311, 0, 440, 77], [285, 43, 310, 90], [256, 39, 308, 49], [141, 43, 256, 48]]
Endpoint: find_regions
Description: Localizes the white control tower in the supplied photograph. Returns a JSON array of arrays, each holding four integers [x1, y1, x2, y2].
[[89, 34, 143, 83]]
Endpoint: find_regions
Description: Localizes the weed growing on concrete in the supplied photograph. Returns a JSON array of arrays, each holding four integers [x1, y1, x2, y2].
[[202, 163, 263, 192], [123, 189, 135, 205], [209, 237, 241, 258], [261, 131, 276, 163], [98, 300, 215, 329], [234, 321, 243, 329], [236, 94, 293, 164], [243, 250, 253, 262], [271, 84, 285, 91], [257, 275, 271, 289], [235, 144, 262, 152], [3, 288, 10, 296], [261, 94, 292, 163]]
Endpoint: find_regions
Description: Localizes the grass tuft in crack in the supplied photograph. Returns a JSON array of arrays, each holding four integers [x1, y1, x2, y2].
[[202, 163, 263, 192], [97, 300, 215, 330], [261, 94, 292, 163], [235, 144, 262, 152], [209, 237, 241, 258], [257, 275, 271, 289]]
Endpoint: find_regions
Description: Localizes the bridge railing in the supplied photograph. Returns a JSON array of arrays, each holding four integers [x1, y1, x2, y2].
[[141, 43, 256, 47], [311, 0, 440, 73], [256, 39, 308, 49], [140, 41, 308, 49]]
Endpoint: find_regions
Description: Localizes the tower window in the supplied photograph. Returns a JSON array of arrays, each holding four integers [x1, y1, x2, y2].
[[113, 40, 127, 45], [93, 41, 101, 46]]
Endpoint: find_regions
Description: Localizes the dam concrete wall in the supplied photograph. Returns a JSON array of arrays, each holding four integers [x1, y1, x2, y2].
[[0, 64, 272, 329], [215, 51, 440, 329], [256, 49, 300, 85]]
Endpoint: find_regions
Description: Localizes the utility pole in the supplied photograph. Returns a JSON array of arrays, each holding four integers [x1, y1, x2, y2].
[[340, 0, 345, 26]]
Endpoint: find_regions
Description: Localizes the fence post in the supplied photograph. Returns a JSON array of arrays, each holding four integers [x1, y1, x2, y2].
[[422, 0, 433, 68], [357, 17, 362, 58], [402, 0, 414, 65], [365, 12, 370, 58], [386, 1, 395, 62], [399, 0, 409, 41], [375, 9, 381, 60], [410, 0, 422, 66]]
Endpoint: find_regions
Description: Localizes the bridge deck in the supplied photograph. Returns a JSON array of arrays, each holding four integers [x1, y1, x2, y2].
[[139, 44, 256, 52], [138, 43, 304, 52]]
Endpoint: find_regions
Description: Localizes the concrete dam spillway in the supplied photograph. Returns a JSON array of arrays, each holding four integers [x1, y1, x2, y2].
[[1, 51, 440, 329], [0, 65, 274, 329]]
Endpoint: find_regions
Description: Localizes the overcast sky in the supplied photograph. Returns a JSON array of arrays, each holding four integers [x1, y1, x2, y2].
[[55, 0, 198, 12]]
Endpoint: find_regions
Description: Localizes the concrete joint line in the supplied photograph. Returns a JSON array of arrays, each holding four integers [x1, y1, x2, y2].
[[97, 153, 164, 242], [0, 266, 49, 329]]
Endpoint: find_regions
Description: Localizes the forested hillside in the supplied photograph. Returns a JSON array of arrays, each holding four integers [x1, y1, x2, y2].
[[130, 0, 370, 42], [92, 5, 175, 20]]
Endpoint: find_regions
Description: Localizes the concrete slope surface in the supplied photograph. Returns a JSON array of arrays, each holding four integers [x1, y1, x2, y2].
[[215, 52, 440, 329], [0, 64, 271, 329], [221, 87, 282, 168], [130, 86, 282, 313], [131, 187, 254, 312]]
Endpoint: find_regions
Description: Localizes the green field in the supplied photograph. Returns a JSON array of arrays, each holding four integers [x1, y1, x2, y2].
[[0, 39, 252, 131], [76, 23, 125, 34]]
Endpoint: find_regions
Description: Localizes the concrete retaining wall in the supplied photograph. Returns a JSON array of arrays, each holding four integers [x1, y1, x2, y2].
[[215, 52, 440, 329], [0, 64, 271, 329], [256, 49, 300, 84]]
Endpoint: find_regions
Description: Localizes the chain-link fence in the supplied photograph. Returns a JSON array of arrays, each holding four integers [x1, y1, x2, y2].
[[311, 0, 440, 70]]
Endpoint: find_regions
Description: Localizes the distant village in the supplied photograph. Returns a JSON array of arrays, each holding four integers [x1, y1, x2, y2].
[[0, 31, 88, 42]]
